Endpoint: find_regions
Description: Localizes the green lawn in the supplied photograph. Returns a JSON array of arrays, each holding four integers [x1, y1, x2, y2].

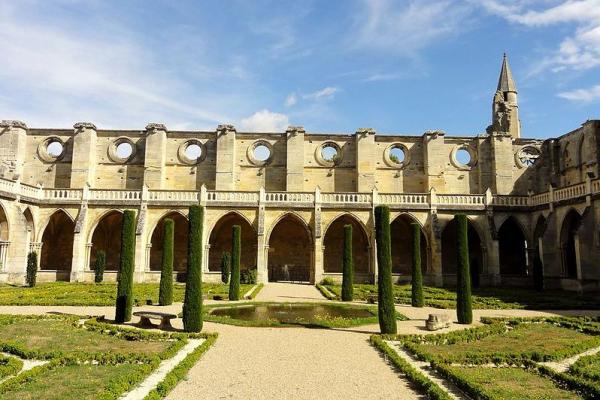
[[323, 283, 600, 310], [0, 282, 254, 306], [0, 355, 22, 379], [568, 353, 600, 382]]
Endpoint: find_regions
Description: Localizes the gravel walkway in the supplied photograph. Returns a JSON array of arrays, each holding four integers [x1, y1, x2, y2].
[[254, 282, 325, 302]]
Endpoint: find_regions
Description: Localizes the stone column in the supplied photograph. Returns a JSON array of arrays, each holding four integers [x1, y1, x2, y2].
[[489, 132, 514, 195], [0, 120, 28, 181], [145, 244, 152, 272], [286, 126, 305, 191], [487, 240, 501, 285], [70, 201, 89, 282], [371, 188, 379, 284], [312, 187, 323, 284], [215, 124, 236, 190], [256, 188, 268, 283], [427, 189, 443, 286], [143, 123, 168, 189], [134, 201, 148, 283], [71, 122, 97, 188], [29, 242, 43, 270], [0, 241, 9, 272], [356, 128, 376, 192], [203, 244, 211, 273]]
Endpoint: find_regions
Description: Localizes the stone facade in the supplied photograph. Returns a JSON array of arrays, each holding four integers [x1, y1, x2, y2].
[[0, 57, 598, 290]]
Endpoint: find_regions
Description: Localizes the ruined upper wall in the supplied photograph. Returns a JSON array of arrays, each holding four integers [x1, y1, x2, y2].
[[2, 119, 592, 195]]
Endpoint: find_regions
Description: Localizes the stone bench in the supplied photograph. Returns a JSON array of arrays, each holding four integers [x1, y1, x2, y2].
[[133, 311, 178, 330], [426, 313, 451, 331]]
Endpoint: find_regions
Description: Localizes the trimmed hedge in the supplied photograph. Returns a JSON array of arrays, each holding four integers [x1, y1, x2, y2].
[[411, 223, 424, 307], [26, 251, 37, 288], [183, 205, 203, 332], [374, 205, 397, 334], [159, 218, 174, 306], [115, 210, 136, 323], [94, 250, 106, 284], [220, 251, 231, 284], [341, 224, 354, 301], [455, 214, 472, 324], [229, 225, 241, 301]]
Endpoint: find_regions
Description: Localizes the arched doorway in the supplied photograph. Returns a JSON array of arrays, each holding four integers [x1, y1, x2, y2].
[[441, 217, 484, 286], [40, 210, 74, 279], [149, 212, 188, 279], [323, 214, 370, 281], [560, 210, 582, 279], [268, 214, 312, 282], [90, 211, 123, 271], [390, 214, 428, 276], [498, 217, 527, 276], [208, 212, 257, 273]]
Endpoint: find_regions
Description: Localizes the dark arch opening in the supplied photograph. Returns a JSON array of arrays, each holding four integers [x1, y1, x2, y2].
[[268, 215, 311, 282], [40, 210, 74, 278], [323, 215, 369, 280], [498, 217, 527, 276], [441, 217, 483, 287], [209, 213, 257, 273], [90, 211, 123, 271], [390, 214, 428, 276], [560, 210, 582, 279], [149, 212, 189, 280]]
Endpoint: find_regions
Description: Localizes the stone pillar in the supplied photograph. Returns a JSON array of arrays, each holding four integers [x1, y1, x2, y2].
[[134, 201, 148, 283], [286, 126, 305, 191], [0, 120, 28, 181], [70, 201, 88, 282], [356, 128, 376, 192], [203, 244, 211, 273], [489, 132, 514, 195], [143, 123, 168, 189], [423, 130, 447, 192], [145, 244, 152, 271], [215, 124, 236, 190], [371, 188, 379, 284], [0, 241, 9, 272], [313, 187, 323, 284], [256, 188, 268, 283], [487, 239, 501, 285], [71, 122, 97, 188], [29, 242, 43, 270], [427, 212, 444, 287]]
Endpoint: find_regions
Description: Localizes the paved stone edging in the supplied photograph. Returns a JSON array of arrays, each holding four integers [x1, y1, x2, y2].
[[242, 284, 258, 299], [540, 345, 600, 373], [120, 339, 205, 400]]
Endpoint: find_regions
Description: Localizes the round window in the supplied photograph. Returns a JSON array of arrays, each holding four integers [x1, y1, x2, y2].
[[516, 146, 541, 168], [247, 141, 273, 166], [253, 144, 271, 162], [46, 141, 64, 158], [456, 149, 471, 166], [185, 143, 202, 161], [108, 138, 137, 163], [389, 146, 405, 164], [116, 142, 133, 159], [321, 145, 339, 163]]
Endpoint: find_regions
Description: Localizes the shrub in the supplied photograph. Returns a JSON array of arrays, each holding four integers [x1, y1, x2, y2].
[[115, 210, 136, 323], [320, 277, 335, 286], [159, 218, 174, 306], [229, 225, 241, 300], [240, 268, 257, 284], [375, 205, 397, 334], [342, 224, 354, 301], [183, 205, 203, 332], [455, 214, 473, 324], [411, 223, 424, 307], [26, 252, 37, 288], [220, 251, 231, 284], [93, 251, 106, 284]]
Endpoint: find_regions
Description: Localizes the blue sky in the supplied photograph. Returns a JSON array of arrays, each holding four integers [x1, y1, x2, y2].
[[0, 0, 599, 138]]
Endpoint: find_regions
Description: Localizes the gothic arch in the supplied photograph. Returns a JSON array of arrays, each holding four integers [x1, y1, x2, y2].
[[560, 209, 582, 279], [323, 213, 370, 277], [208, 211, 257, 273], [40, 209, 75, 277], [206, 210, 255, 241], [0, 201, 9, 241], [441, 216, 485, 286], [266, 211, 312, 243], [22, 207, 35, 242], [149, 211, 189, 274], [267, 213, 312, 282], [498, 216, 528, 276], [89, 210, 124, 271], [390, 213, 428, 275]]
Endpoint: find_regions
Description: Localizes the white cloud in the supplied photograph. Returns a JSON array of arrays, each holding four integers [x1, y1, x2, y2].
[[557, 84, 600, 102], [303, 87, 339, 100], [362, 73, 400, 82], [285, 93, 298, 107], [240, 109, 290, 132]]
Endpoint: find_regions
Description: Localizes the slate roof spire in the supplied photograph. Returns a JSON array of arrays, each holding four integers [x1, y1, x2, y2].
[[497, 53, 517, 93]]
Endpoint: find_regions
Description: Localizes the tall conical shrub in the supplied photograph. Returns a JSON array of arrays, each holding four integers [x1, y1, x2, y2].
[[115, 210, 136, 323], [375, 205, 397, 334], [341, 224, 354, 301], [455, 214, 473, 324], [229, 225, 241, 301], [183, 205, 203, 332], [159, 218, 174, 306], [26, 251, 37, 288], [411, 223, 424, 307], [94, 250, 106, 283], [220, 251, 231, 284]]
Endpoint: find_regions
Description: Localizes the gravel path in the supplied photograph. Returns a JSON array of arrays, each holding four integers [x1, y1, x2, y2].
[[254, 282, 325, 302]]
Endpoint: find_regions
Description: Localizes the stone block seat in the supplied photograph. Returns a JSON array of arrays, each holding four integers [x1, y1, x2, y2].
[[133, 311, 178, 330]]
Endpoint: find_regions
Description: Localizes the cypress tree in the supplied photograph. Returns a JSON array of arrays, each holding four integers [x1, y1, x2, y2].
[[341, 224, 354, 301], [220, 251, 231, 284], [26, 251, 37, 288], [229, 225, 241, 301], [411, 223, 424, 307], [455, 214, 473, 324], [159, 218, 174, 306], [183, 205, 203, 332], [375, 205, 397, 334], [115, 210, 136, 323], [94, 250, 106, 283]]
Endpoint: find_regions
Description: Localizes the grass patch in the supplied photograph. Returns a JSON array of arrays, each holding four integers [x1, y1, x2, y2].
[[0, 355, 22, 379], [203, 301, 407, 328], [0, 282, 253, 306], [569, 353, 600, 382], [324, 284, 600, 310]]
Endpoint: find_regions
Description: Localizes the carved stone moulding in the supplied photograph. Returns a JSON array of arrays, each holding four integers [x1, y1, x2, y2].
[[73, 122, 97, 130], [217, 124, 236, 132], [0, 120, 27, 129], [145, 123, 167, 132]]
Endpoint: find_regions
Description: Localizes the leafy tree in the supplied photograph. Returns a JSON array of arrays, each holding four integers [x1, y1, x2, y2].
[[26, 252, 37, 288], [220, 251, 231, 284], [94, 250, 106, 283], [455, 214, 473, 324], [341, 224, 354, 301], [411, 223, 424, 307], [229, 225, 241, 301], [159, 218, 174, 306], [115, 210, 136, 323], [374, 205, 397, 334], [183, 206, 204, 332]]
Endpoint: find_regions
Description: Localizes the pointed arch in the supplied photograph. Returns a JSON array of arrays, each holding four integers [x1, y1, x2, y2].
[[40, 209, 75, 276], [22, 207, 35, 242], [560, 209, 582, 279], [149, 211, 189, 274], [441, 216, 484, 287], [206, 210, 254, 241], [390, 213, 428, 275], [498, 216, 528, 276], [89, 210, 124, 271], [267, 212, 312, 282], [208, 211, 257, 273], [0, 201, 9, 241], [323, 213, 370, 278], [38, 208, 74, 240]]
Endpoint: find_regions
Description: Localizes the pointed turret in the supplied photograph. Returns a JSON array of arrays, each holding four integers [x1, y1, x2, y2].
[[497, 53, 517, 93], [489, 53, 521, 138]]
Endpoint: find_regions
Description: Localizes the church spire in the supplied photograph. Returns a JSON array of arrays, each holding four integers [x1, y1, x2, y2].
[[497, 53, 517, 93], [489, 53, 521, 138]]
